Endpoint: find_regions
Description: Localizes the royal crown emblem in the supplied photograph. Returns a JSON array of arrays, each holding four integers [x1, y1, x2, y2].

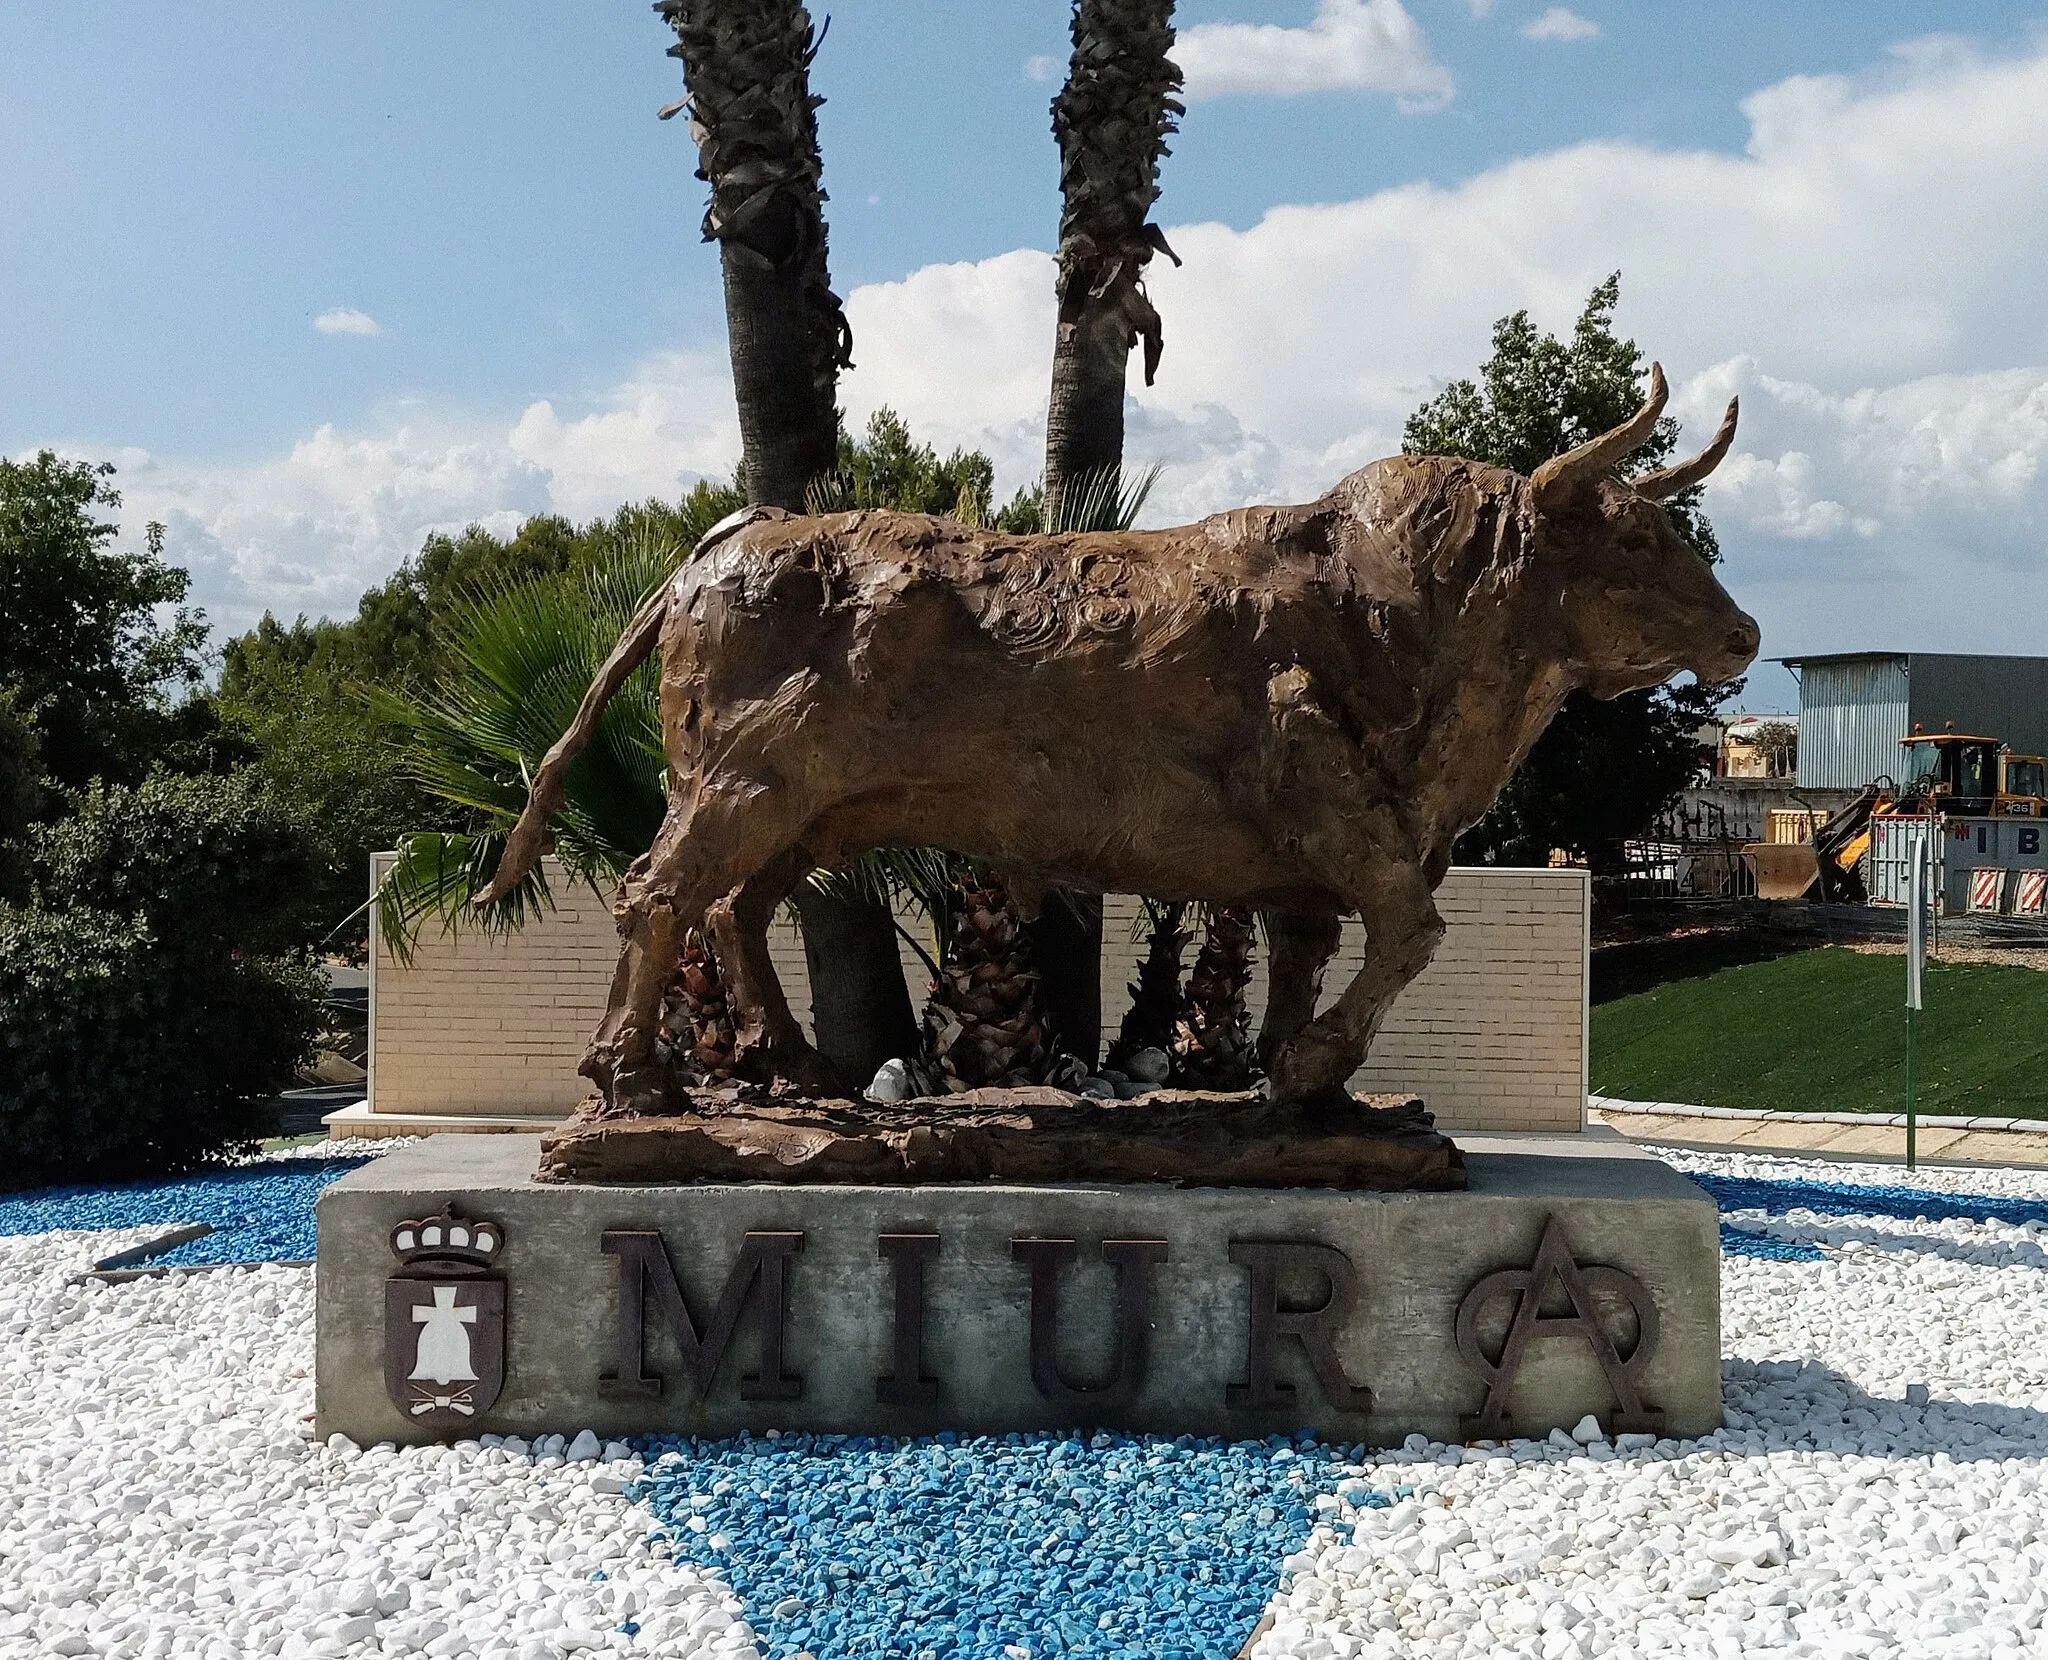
[[382, 1207, 507, 1432]]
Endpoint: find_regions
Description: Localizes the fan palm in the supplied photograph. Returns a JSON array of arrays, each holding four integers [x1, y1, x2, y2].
[[368, 525, 689, 962], [658, 0, 925, 1084]]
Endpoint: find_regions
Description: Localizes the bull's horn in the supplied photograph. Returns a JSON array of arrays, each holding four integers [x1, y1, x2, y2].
[[1531, 361, 1668, 507], [1635, 396, 1739, 501]]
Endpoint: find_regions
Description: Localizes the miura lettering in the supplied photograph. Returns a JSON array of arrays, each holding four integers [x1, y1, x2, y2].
[[596, 1214, 1661, 1429]]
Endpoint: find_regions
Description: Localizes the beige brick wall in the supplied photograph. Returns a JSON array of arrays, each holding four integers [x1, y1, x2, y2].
[[369, 859, 1587, 1132]]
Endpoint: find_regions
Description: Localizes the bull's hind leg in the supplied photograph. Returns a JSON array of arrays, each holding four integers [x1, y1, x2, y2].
[[1256, 906, 1344, 1074], [583, 786, 835, 1111], [1265, 867, 1445, 1104], [704, 847, 843, 1096]]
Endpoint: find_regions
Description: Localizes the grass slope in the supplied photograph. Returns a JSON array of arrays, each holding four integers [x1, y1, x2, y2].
[[1591, 945, 2048, 1119]]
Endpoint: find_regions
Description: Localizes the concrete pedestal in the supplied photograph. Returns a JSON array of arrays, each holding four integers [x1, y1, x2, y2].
[[316, 1134, 1720, 1446]]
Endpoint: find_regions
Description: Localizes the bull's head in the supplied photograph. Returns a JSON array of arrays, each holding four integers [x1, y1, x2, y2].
[[1529, 363, 1759, 698]]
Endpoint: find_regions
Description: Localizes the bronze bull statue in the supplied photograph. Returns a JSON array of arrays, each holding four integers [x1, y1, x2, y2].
[[482, 363, 1756, 1112]]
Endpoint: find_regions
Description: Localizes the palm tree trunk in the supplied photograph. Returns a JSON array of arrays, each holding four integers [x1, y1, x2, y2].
[[660, 0, 914, 1088], [1041, 0, 1182, 527], [1036, 0, 1181, 1045], [794, 883, 920, 1087], [1027, 889, 1103, 1069]]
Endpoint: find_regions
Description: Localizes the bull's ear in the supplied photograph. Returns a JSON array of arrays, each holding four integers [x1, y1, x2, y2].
[[1530, 362, 1668, 512], [1635, 397, 1739, 501]]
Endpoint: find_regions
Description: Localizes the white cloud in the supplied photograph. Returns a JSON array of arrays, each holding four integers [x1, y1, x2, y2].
[[1522, 7, 1600, 42], [50, 32, 2048, 667], [1175, 0, 1455, 111], [1023, 54, 1058, 83], [312, 306, 382, 337], [1465, 0, 1496, 17]]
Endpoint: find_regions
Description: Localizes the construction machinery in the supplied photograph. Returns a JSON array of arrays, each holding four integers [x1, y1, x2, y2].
[[1896, 730, 2000, 816], [1776, 729, 2048, 915], [1999, 751, 2046, 816]]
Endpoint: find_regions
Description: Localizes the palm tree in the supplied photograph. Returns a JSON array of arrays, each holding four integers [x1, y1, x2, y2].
[[657, 0, 919, 1085], [369, 523, 702, 962], [1041, 0, 1183, 528], [1032, 0, 1182, 1065], [657, 0, 848, 510]]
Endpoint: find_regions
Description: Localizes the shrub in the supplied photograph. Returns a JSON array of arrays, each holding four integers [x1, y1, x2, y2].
[[0, 905, 323, 1189], [0, 769, 327, 1189], [30, 769, 324, 954]]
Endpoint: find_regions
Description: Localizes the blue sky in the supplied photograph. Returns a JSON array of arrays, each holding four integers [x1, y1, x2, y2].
[[9, 2, 2048, 712]]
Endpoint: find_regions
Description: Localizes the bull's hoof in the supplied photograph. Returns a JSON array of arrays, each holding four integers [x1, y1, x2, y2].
[[606, 1063, 669, 1120]]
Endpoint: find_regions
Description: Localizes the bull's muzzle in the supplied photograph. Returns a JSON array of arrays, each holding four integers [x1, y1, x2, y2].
[[1707, 615, 1761, 683]]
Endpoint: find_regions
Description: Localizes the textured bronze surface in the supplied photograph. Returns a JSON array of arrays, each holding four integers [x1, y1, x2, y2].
[[598, 1229, 804, 1402], [482, 366, 1756, 1112], [1013, 1237, 1170, 1411], [1455, 1213, 1664, 1439], [538, 1088, 1465, 1190]]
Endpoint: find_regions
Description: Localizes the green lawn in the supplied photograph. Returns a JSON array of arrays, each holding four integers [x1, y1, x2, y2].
[[1590, 945, 2048, 1119]]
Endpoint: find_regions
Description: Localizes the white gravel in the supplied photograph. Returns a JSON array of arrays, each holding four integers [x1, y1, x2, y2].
[[0, 1231, 751, 1660], [11, 1147, 2048, 1660], [1257, 1159, 2048, 1660]]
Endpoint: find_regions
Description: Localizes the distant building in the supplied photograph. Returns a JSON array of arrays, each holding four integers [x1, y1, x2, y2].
[[1716, 714, 1798, 780], [1782, 652, 2048, 790]]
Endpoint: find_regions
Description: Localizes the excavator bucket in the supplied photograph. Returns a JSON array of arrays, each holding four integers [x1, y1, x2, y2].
[[1745, 842, 1820, 899]]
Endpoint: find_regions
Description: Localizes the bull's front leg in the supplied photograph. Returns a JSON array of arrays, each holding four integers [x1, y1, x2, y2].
[[1265, 866, 1444, 1104], [1256, 906, 1343, 1074]]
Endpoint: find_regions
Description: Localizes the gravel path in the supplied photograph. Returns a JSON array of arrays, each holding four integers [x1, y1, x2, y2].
[[7, 1146, 2048, 1659]]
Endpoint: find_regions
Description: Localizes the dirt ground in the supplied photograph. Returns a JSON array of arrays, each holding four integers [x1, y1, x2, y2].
[[1840, 940, 2048, 972]]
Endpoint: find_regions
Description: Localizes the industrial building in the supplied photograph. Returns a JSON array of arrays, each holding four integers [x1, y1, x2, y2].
[[1785, 652, 2048, 792]]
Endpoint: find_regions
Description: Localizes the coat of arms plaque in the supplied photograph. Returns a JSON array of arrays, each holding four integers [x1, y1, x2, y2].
[[383, 1208, 507, 1429]]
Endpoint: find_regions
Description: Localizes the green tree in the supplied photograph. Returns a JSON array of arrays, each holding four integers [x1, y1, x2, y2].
[[221, 487, 743, 697], [810, 408, 998, 519], [0, 452, 209, 788], [1404, 274, 1733, 872], [0, 687, 43, 902], [216, 647, 430, 952], [215, 488, 746, 949]]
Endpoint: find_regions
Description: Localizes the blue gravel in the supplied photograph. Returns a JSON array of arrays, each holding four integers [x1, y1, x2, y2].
[[1692, 1170, 2048, 1232], [0, 1158, 371, 1265], [1718, 1223, 1826, 1262], [631, 1431, 1363, 1660]]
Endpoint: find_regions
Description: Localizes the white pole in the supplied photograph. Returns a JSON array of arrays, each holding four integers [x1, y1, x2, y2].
[[1906, 825, 1929, 1169]]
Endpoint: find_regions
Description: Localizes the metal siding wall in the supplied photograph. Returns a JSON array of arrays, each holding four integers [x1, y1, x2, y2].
[[1904, 656, 2048, 759], [1796, 657, 1908, 788]]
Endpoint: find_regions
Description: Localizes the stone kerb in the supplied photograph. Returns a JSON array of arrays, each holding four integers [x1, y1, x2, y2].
[[316, 1133, 1718, 1448]]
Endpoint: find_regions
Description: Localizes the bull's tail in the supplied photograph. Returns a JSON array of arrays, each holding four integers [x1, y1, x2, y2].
[[472, 581, 671, 905]]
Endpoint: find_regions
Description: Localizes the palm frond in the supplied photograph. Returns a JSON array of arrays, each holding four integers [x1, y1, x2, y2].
[[370, 525, 687, 950], [372, 831, 562, 964], [1042, 461, 1163, 534]]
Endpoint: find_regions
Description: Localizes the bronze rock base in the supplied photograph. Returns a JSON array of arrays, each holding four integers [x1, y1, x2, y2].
[[536, 1085, 1466, 1191]]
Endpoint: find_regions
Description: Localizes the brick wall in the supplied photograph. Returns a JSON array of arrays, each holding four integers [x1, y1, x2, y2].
[[369, 859, 1587, 1132]]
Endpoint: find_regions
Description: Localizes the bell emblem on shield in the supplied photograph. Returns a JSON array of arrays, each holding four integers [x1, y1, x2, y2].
[[383, 1209, 507, 1430]]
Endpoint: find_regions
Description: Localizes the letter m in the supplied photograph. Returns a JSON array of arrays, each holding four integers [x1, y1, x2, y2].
[[598, 1230, 802, 1402]]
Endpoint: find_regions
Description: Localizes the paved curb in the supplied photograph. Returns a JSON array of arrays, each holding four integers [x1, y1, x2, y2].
[[1590, 1096, 2048, 1134]]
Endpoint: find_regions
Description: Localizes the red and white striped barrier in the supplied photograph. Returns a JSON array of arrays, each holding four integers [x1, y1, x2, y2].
[[2016, 870, 2048, 916], [1969, 867, 2005, 912]]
